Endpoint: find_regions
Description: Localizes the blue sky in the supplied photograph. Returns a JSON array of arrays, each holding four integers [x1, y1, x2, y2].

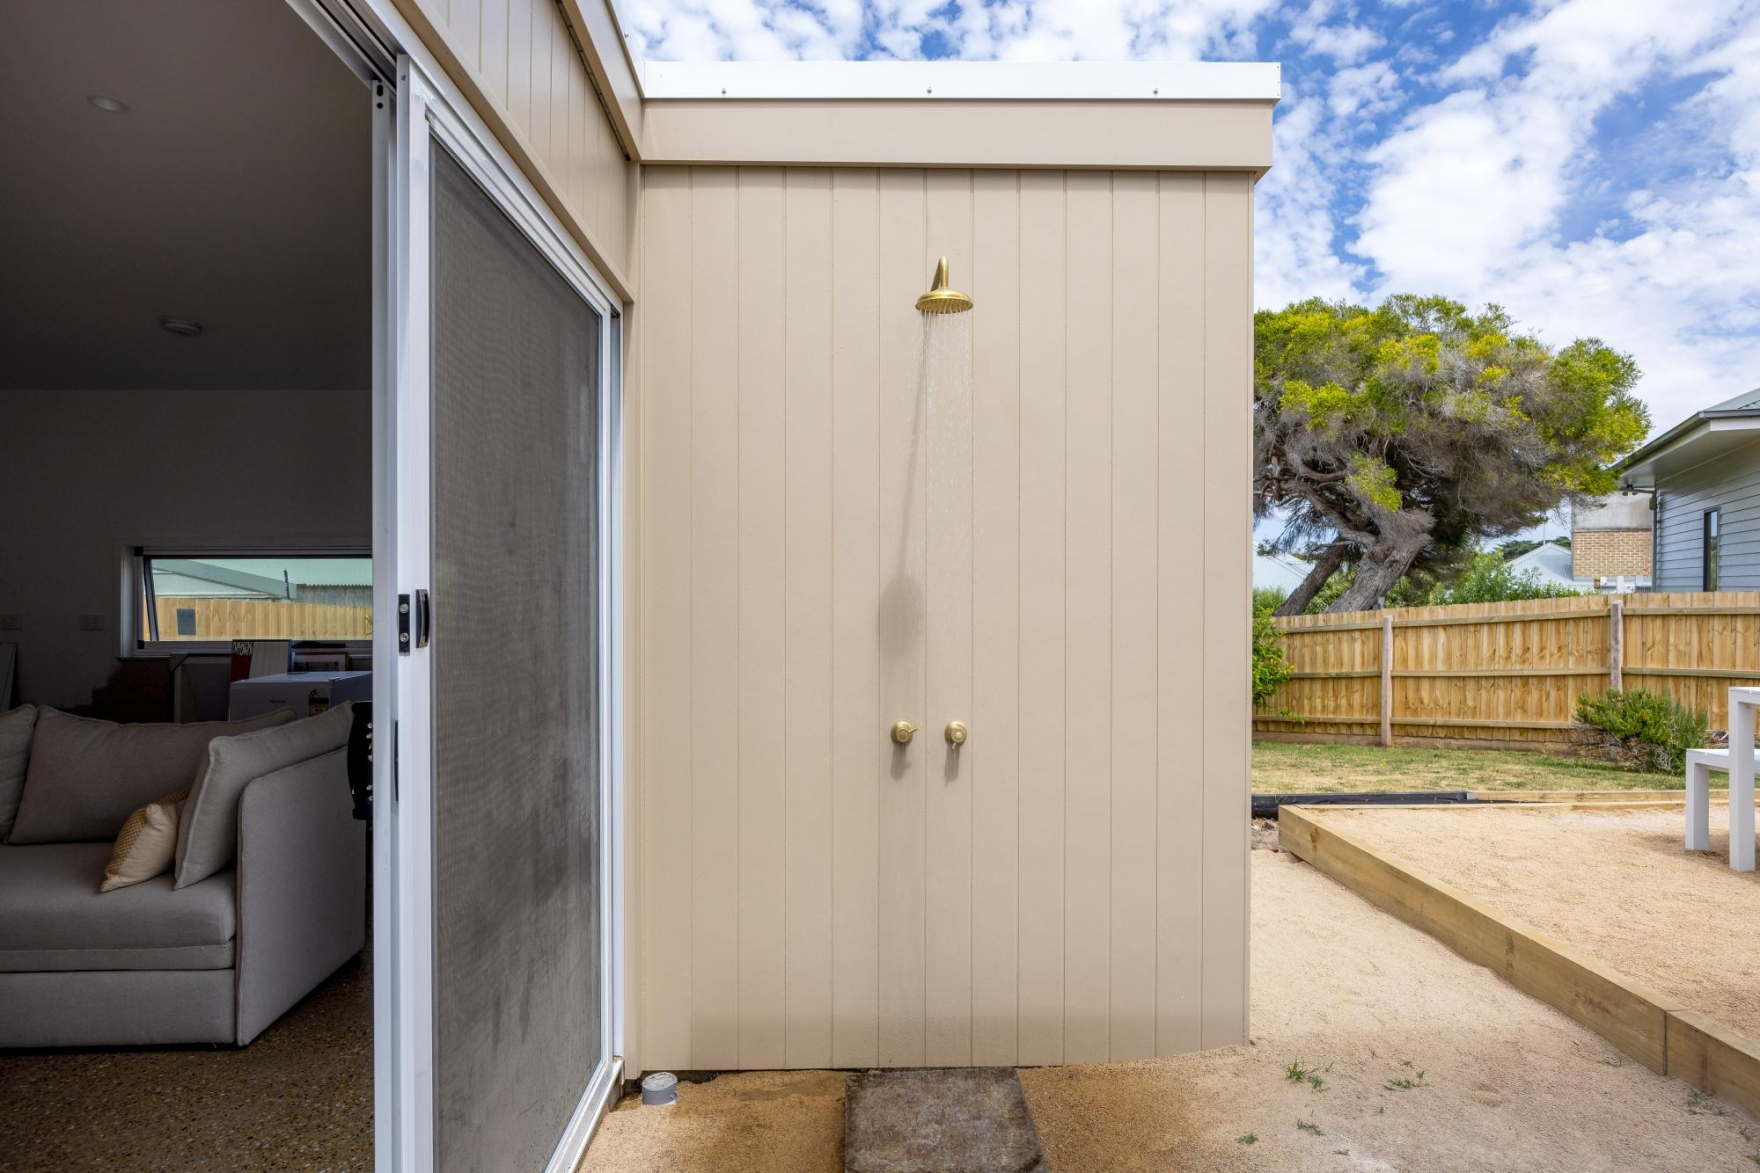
[[623, 0, 1760, 585]]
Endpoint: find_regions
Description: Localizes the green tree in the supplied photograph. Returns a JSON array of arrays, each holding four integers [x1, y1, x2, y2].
[[1426, 551, 1584, 605], [1302, 566, 1433, 613], [1297, 548, 1583, 611], [1255, 296, 1648, 614]]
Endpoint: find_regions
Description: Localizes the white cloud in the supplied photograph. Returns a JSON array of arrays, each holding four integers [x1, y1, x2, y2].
[[1288, 0, 1382, 64], [626, 0, 1279, 61], [1346, 0, 1760, 429], [1327, 59, 1400, 118], [625, 0, 860, 59], [1255, 91, 1371, 308], [626, 0, 1760, 435]]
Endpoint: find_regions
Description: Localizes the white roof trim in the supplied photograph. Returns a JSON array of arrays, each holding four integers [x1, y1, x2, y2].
[[640, 60, 1281, 102]]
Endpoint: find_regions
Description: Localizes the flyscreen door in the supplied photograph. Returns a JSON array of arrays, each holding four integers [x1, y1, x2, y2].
[[386, 59, 619, 1173], [431, 142, 601, 1171]]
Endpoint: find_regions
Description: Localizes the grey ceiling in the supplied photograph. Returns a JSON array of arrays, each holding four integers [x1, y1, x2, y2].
[[0, 0, 371, 390]]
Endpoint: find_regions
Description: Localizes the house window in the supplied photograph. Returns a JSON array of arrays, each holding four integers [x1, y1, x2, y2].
[[134, 550, 372, 650], [1704, 509, 1721, 592]]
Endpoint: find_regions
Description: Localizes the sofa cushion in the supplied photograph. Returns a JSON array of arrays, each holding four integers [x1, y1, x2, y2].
[[0, 705, 35, 840], [176, 702, 354, 888], [102, 788, 188, 892], [8, 707, 295, 844], [0, 842, 235, 972]]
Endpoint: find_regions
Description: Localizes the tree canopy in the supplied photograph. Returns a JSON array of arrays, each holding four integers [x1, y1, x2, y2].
[[1254, 295, 1648, 614]]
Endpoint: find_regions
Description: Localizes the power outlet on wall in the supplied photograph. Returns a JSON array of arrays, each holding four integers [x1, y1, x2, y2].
[[0, 615, 21, 631], [78, 614, 104, 632]]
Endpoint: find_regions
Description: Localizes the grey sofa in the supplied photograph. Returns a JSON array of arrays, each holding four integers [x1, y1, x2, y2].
[[0, 747, 365, 1048]]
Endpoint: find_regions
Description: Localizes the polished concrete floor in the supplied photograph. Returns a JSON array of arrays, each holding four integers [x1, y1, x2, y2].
[[0, 957, 370, 1171]]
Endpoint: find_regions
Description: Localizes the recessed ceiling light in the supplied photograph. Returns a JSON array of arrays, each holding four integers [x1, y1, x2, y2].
[[87, 95, 128, 113], [160, 317, 203, 337]]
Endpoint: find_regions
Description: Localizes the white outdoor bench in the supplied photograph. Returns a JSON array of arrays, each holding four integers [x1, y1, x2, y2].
[[1686, 685, 1759, 873], [1686, 748, 1730, 857]]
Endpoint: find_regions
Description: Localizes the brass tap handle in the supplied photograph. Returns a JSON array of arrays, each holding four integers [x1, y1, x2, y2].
[[891, 720, 917, 746], [945, 720, 968, 747]]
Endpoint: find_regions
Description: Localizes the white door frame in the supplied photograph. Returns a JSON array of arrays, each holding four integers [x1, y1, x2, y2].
[[383, 51, 627, 1173], [285, 1, 626, 1167]]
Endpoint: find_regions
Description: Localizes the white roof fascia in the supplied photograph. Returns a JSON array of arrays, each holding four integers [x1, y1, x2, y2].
[[640, 60, 1282, 102], [1622, 418, 1760, 484]]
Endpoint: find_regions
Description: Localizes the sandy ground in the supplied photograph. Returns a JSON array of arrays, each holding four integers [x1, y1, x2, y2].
[[580, 840, 1759, 1172], [1323, 802, 1760, 1042]]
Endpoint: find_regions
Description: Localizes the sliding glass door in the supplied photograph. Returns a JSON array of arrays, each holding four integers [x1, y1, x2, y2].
[[384, 56, 620, 1173]]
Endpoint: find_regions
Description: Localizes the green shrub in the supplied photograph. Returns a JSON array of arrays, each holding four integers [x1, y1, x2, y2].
[[1253, 586, 1290, 616], [1575, 689, 1708, 773], [1427, 551, 1584, 605], [1297, 551, 1583, 615], [1253, 612, 1292, 708]]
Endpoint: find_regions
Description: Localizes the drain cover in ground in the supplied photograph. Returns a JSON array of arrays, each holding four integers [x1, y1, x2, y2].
[[844, 1067, 1049, 1173]]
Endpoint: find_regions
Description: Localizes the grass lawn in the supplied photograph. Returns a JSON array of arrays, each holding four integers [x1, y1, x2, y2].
[[1252, 741, 1678, 794]]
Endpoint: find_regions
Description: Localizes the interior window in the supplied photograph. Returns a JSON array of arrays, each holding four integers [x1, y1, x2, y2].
[[1704, 508, 1721, 591], [138, 552, 372, 645]]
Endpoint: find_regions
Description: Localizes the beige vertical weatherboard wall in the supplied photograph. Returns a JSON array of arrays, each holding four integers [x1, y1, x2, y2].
[[394, 0, 636, 286], [638, 164, 1255, 1071], [386, 7, 1265, 1075]]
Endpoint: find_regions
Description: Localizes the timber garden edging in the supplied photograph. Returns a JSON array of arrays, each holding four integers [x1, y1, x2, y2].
[[1278, 803, 1760, 1118]]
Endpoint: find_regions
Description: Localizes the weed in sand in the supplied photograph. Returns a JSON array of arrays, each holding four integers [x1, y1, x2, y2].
[[1236, 1133, 1259, 1146], [1296, 1118, 1325, 1136], [1286, 1059, 1315, 1084], [1385, 1073, 1429, 1092], [1307, 1074, 1327, 1093], [1686, 1090, 1728, 1117]]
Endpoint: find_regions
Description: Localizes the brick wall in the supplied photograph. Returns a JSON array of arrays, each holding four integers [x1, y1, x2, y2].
[[1573, 528, 1652, 579]]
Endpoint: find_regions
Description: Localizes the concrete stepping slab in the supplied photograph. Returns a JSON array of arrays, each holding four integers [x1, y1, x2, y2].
[[843, 1067, 1049, 1173]]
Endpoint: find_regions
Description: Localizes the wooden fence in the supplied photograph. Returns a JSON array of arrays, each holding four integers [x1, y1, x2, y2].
[[150, 596, 373, 641], [1255, 591, 1760, 750]]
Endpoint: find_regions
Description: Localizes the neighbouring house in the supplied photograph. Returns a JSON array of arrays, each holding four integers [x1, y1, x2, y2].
[[1569, 494, 1654, 591], [1504, 539, 1591, 592], [1619, 389, 1760, 591]]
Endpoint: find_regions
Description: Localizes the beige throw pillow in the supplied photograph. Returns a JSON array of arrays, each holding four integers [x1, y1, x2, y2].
[[175, 701, 354, 889], [9, 707, 296, 844], [101, 788, 188, 892], [0, 704, 37, 840]]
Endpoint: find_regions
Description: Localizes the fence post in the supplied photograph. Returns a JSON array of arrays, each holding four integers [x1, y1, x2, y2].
[[1608, 597, 1624, 693], [1380, 613, 1394, 747]]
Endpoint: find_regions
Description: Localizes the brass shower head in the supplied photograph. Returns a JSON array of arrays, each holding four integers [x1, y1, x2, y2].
[[915, 256, 973, 314]]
